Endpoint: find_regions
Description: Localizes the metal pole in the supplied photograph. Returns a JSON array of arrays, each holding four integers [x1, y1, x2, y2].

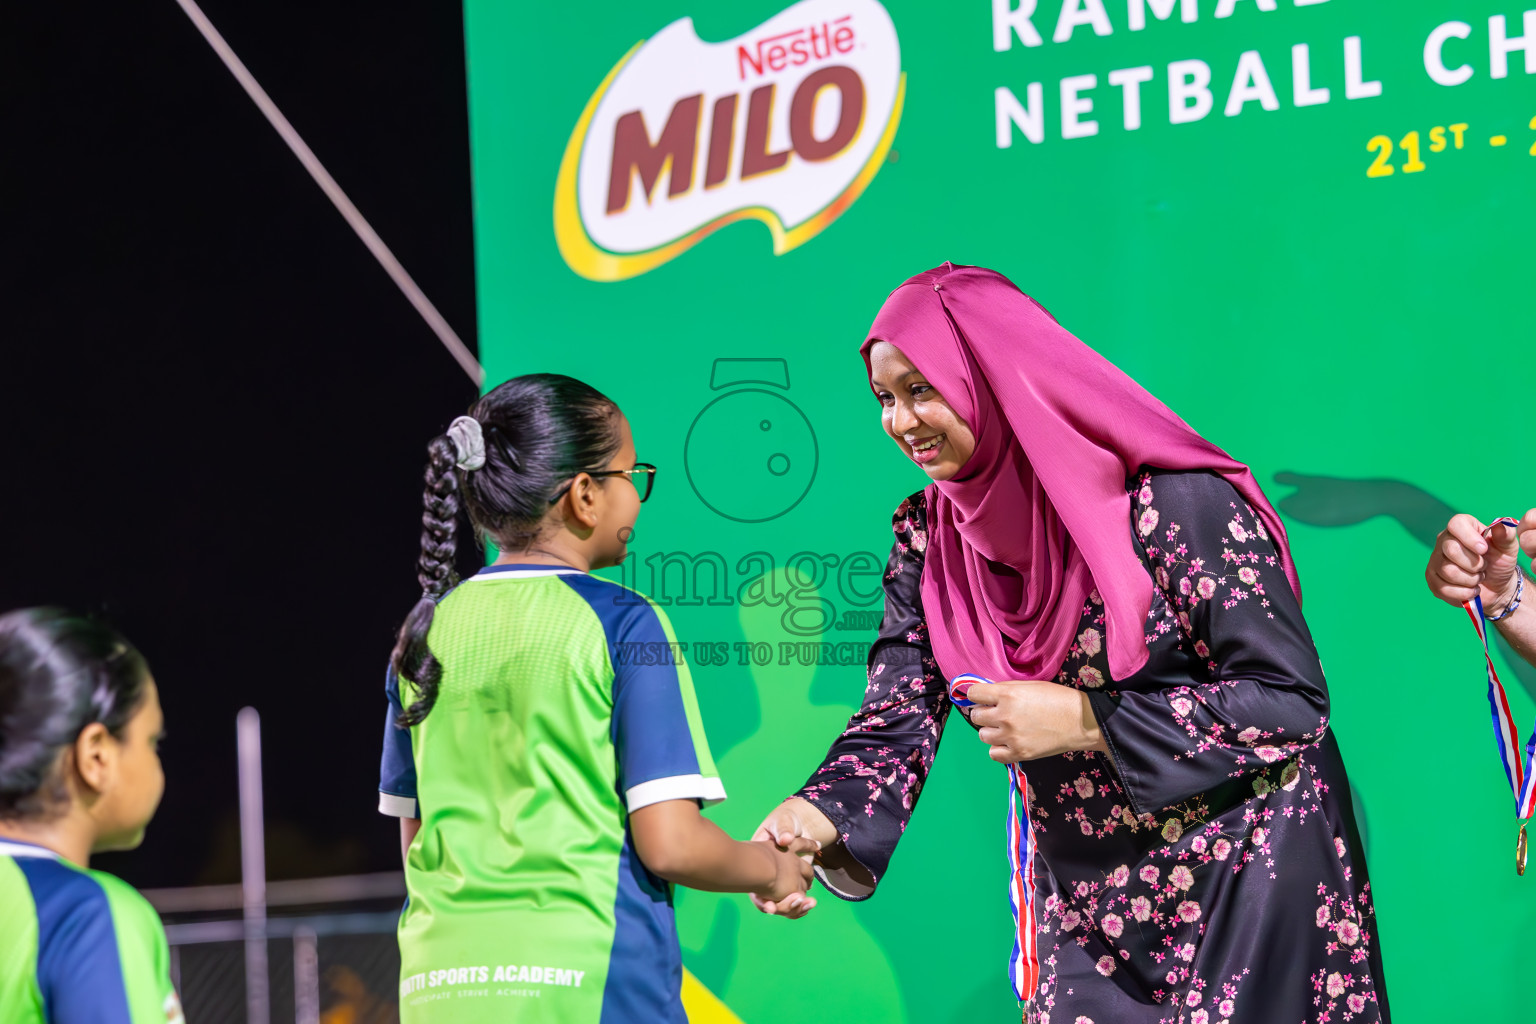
[[293, 925, 320, 1024], [236, 707, 270, 1024]]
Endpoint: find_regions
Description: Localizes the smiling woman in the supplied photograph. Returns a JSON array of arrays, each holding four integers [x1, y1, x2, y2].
[[752, 263, 1389, 1024]]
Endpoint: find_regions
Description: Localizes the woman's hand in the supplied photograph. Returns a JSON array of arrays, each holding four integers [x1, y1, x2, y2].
[[1426, 511, 1533, 614], [748, 797, 835, 919], [966, 680, 1108, 762]]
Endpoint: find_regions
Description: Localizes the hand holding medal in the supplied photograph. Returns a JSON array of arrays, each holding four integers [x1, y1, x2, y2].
[[1439, 515, 1536, 876]]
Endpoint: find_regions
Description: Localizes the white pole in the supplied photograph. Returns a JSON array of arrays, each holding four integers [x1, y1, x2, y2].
[[293, 925, 320, 1024], [236, 707, 270, 1024]]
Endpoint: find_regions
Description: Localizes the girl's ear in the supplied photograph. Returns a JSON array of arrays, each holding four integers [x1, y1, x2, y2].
[[566, 474, 602, 531], [72, 722, 116, 796]]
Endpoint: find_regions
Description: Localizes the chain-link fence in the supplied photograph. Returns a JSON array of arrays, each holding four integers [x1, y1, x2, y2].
[[146, 874, 405, 1023]]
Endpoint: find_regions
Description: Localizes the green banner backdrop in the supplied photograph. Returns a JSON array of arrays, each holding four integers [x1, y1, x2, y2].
[[463, 1, 1535, 1019]]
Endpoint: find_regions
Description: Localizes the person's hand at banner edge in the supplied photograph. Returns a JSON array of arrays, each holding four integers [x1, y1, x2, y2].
[[1425, 511, 1529, 613], [967, 679, 1109, 763]]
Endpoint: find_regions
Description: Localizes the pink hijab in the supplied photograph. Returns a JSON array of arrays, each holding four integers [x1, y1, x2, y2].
[[861, 263, 1301, 684]]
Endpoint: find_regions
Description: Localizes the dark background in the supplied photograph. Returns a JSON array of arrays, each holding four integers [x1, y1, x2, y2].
[[2, 1, 479, 886]]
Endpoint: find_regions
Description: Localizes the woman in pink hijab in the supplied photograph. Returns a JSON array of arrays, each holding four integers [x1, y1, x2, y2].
[[753, 264, 1388, 1023]]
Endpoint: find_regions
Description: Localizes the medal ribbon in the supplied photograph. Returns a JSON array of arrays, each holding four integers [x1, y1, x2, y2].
[[1462, 517, 1536, 822], [951, 673, 1040, 1003]]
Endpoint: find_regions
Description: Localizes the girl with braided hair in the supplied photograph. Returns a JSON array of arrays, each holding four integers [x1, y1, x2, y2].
[[377, 373, 815, 1024], [0, 608, 183, 1024]]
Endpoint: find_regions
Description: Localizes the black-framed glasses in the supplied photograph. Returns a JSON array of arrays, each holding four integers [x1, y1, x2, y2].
[[548, 463, 656, 504]]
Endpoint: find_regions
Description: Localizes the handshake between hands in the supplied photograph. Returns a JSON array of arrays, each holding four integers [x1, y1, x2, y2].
[[1426, 509, 1536, 615]]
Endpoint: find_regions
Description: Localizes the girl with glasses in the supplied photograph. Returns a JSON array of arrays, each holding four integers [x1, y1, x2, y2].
[[0, 608, 182, 1024], [377, 373, 814, 1024]]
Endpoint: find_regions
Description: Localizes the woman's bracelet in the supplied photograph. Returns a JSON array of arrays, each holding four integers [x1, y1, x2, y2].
[[1488, 571, 1526, 622]]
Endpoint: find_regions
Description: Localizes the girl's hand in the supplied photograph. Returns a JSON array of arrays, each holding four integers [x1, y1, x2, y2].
[[753, 838, 819, 908], [1426, 512, 1527, 614], [966, 680, 1108, 763], [748, 798, 832, 919]]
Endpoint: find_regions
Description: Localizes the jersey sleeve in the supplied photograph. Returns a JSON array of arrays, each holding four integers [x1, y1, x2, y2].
[[378, 664, 419, 818], [95, 874, 184, 1024], [19, 859, 182, 1024], [608, 596, 726, 813]]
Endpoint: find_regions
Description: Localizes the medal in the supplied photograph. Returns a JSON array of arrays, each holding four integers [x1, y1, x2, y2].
[[1461, 517, 1536, 876]]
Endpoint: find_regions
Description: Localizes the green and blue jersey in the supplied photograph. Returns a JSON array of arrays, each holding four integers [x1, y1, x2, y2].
[[378, 564, 725, 1023], [0, 838, 183, 1024]]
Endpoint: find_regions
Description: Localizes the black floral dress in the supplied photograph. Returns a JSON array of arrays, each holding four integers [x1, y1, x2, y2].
[[796, 469, 1389, 1024]]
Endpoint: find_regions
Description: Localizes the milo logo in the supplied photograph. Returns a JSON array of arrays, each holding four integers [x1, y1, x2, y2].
[[555, 0, 904, 281]]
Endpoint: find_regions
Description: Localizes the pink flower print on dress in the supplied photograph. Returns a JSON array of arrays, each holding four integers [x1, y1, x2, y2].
[[1079, 627, 1103, 657], [1139, 482, 1154, 505], [1190, 835, 1207, 854], [1163, 818, 1184, 843], [1255, 746, 1284, 763], [1335, 837, 1347, 858], [1347, 994, 1367, 1013], [1212, 838, 1232, 860], [1075, 1017, 1095, 1024], [1193, 640, 1210, 658], [1326, 972, 1346, 998], [1155, 567, 1170, 590], [1256, 517, 1269, 540], [1101, 913, 1124, 938], [1228, 519, 1248, 542], [1061, 910, 1082, 931], [910, 528, 927, 552], [1122, 806, 1137, 827], [1075, 881, 1091, 898], [1178, 943, 1194, 962], [1252, 828, 1267, 846], [1078, 665, 1105, 689], [1219, 999, 1235, 1016], [1179, 577, 1194, 596], [1132, 896, 1152, 922], [1191, 1011, 1209, 1024], [1335, 919, 1360, 945], [1140, 865, 1161, 884], [1166, 971, 1179, 986], [1171, 697, 1194, 718], [1170, 865, 1195, 890], [1095, 956, 1116, 977], [1080, 819, 1095, 835], [1238, 567, 1257, 585], [1074, 776, 1095, 799], [1179, 611, 1193, 633], [1186, 990, 1203, 1007], [1139, 508, 1160, 537], [1316, 905, 1331, 928], [1110, 864, 1130, 887], [1177, 900, 1202, 922], [1089, 589, 1103, 605], [1237, 727, 1261, 744]]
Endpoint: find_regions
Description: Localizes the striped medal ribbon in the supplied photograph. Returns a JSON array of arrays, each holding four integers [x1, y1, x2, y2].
[[951, 673, 1040, 1003], [1462, 517, 1536, 875]]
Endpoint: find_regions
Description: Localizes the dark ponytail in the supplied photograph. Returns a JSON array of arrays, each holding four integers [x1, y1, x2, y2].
[[0, 608, 151, 820], [391, 374, 622, 726]]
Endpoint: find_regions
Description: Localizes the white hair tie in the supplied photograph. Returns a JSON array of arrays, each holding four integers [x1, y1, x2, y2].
[[446, 416, 486, 471]]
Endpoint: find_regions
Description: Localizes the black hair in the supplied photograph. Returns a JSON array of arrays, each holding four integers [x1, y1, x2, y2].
[[0, 608, 152, 820], [391, 373, 623, 726]]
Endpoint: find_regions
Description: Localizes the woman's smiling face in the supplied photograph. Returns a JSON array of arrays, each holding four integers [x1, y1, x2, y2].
[[868, 341, 976, 482]]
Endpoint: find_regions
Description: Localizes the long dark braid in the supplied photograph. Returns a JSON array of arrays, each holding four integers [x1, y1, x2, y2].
[[391, 435, 461, 726], [391, 374, 622, 727]]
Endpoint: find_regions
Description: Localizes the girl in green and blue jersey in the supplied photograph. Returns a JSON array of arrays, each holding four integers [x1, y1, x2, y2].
[[0, 608, 183, 1024], [377, 374, 816, 1024]]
